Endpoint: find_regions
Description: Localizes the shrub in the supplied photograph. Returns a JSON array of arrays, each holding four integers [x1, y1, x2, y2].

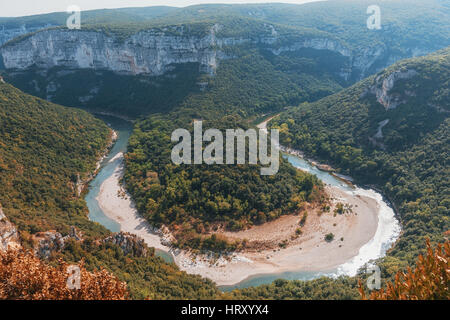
[[0, 249, 128, 300], [360, 240, 449, 300], [325, 233, 334, 242]]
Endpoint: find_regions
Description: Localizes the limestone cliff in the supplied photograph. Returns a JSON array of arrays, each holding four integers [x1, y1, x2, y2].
[[0, 205, 21, 251], [1, 27, 224, 76], [0, 25, 406, 80]]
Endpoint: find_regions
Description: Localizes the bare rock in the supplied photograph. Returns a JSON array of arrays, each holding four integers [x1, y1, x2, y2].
[[0, 204, 21, 251], [103, 232, 150, 257]]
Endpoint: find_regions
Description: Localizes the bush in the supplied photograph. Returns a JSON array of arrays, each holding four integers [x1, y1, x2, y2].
[[325, 233, 334, 242], [0, 249, 128, 300], [360, 240, 449, 300]]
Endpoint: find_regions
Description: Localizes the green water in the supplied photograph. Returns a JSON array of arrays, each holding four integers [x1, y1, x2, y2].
[[86, 115, 130, 233], [86, 115, 173, 263], [219, 153, 351, 291]]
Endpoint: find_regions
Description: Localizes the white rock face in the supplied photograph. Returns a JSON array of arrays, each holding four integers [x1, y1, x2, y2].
[[0, 24, 57, 46], [352, 45, 386, 79], [0, 26, 428, 81], [269, 38, 352, 57], [0, 205, 21, 252], [0, 27, 359, 78], [1, 28, 229, 76], [370, 69, 418, 109]]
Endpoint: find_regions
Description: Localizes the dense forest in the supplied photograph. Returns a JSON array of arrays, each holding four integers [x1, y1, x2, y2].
[[0, 82, 110, 235], [125, 113, 324, 252], [0, 82, 222, 299], [269, 48, 450, 270]]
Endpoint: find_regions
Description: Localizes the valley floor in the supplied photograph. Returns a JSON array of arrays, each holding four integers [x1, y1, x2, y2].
[[96, 153, 380, 286]]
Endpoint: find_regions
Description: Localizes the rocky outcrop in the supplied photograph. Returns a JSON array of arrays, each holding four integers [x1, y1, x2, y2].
[[268, 37, 351, 57], [32, 228, 150, 259], [369, 69, 418, 109], [103, 232, 150, 257], [0, 205, 21, 251], [32, 226, 82, 259], [369, 119, 390, 150], [0, 24, 57, 46]]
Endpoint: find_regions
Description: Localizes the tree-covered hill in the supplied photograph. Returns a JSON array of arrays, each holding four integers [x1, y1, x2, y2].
[[270, 47, 450, 268], [183, 0, 450, 52], [0, 82, 222, 299], [0, 81, 110, 235], [125, 113, 324, 252]]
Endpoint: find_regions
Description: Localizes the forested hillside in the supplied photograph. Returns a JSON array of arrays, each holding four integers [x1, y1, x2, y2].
[[0, 82, 222, 299], [0, 82, 110, 235], [270, 47, 450, 268]]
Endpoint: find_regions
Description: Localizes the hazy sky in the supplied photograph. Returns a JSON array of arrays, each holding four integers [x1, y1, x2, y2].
[[1, 1, 323, 17]]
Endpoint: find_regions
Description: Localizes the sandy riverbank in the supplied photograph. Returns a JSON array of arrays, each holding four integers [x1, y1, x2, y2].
[[171, 185, 378, 285], [96, 153, 380, 286], [96, 153, 171, 252]]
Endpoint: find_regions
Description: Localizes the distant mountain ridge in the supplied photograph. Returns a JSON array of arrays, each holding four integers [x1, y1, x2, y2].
[[1, 0, 449, 78], [0, 1, 448, 119]]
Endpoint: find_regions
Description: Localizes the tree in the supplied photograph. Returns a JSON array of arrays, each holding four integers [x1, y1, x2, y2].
[[0, 249, 129, 300], [359, 239, 449, 300]]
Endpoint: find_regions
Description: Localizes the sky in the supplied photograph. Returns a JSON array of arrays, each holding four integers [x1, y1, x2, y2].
[[1, 1, 323, 17]]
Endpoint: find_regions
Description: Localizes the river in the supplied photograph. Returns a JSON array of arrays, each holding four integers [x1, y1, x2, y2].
[[221, 152, 401, 290], [86, 115, 401, 289], [86, 115, 173, 262]]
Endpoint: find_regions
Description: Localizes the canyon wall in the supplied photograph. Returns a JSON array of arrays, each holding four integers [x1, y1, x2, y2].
[[0, 25, 421, 80]]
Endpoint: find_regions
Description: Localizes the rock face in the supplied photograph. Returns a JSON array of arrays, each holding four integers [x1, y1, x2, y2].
[[0, 205, 21, 251], [0, 25, 415, 81], [103, 232, 150, 257], [32, 229, 150, 259], [32, 226, 83, 259], [369, 69, 418, 109], [369, 119, 390, 150], [0, 24, 57, 46], [1, 28, 224, 76], [268, 37, 351, 57]]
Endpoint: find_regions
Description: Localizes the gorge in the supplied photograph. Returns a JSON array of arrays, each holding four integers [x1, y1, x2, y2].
[[85, 115, 401, 288]]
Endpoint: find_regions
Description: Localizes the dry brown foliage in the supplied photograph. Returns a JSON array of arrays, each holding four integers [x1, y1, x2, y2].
[[360, 239, 449, 300], [0, 249, 129, 300]]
